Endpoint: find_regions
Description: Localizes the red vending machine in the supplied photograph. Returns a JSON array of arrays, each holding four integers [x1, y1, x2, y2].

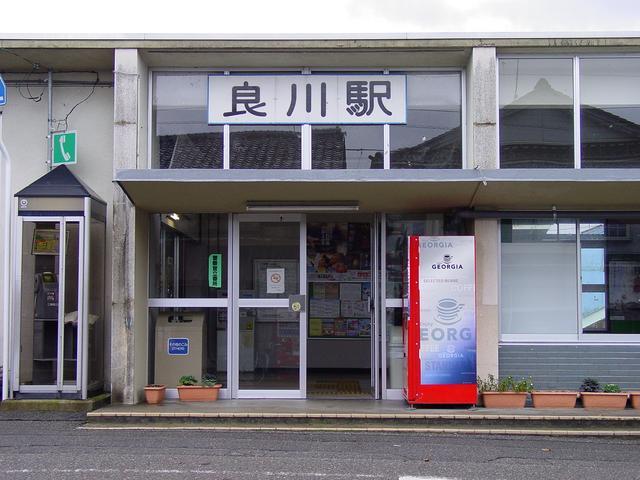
[[403, 236, 477, 405]]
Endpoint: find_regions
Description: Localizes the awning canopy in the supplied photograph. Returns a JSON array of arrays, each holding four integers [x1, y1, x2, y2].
[[115, 168, 640, 214]]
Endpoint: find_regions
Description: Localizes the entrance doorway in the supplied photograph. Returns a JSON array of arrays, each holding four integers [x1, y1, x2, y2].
[[306, 214, 374, 399], [231, 213, 376, 399]]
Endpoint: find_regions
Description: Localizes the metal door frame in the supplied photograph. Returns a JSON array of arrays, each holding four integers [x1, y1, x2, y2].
[[13, 216, 85, 395], [231, 213, 307, 399]]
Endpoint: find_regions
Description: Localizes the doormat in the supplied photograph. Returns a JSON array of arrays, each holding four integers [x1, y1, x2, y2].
[[307, 380, 363, 396]]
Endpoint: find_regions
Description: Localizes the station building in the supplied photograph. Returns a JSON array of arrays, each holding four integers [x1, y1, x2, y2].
[[1, 33, 639, 404]]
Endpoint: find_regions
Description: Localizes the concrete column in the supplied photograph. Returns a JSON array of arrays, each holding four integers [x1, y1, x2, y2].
[[111, 49, 148, 404], [466, 47, 500, 378], [475, 219, 499, 379], [466, 46, 497, 170]]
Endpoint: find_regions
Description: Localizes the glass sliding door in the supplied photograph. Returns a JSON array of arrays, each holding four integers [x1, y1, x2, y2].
[[17, 218, 83, 393], [233, 215, 306, 398]]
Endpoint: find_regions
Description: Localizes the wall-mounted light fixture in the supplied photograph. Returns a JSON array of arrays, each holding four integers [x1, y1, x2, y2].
[[246, 201, 359, 212]]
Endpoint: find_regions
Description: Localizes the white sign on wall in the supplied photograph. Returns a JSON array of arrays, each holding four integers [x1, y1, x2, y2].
[[208, 74, 406, 124], [266, 268, 286, 294]]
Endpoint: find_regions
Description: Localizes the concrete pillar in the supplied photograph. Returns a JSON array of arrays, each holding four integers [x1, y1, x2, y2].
[[467, 47, 500, 378], [475, 220, 499, 379], [111, 49, 148, 404], [466, 46, 497, 170]]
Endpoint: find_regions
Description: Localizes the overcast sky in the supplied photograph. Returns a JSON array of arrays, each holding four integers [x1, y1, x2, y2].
[[2, 0, 639, 35]]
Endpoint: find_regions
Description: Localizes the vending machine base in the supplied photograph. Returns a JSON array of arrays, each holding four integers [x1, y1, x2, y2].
[[403, 384, 477, 406]]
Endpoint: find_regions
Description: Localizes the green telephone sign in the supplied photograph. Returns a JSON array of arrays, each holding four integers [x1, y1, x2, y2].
[[52, 131, 77, 166], [208, 254, 222, 288]]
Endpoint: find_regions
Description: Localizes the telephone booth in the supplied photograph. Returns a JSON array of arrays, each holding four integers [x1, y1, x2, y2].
[[7, 165, 106, 399]]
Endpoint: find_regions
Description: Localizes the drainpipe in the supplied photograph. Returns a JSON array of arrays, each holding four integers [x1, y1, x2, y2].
[[0, 111, 12, 401]]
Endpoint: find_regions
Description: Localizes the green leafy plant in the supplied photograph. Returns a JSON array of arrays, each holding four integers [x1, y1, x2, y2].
[[178, 375, 198, 386], [603, 383, 621, 393], [580, 378, 601, 392], [201, 374, 219, 387], [513, 377, 534, 393]]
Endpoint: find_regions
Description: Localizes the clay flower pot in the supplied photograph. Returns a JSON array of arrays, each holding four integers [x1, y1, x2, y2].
[[177, 385, 222, 402], [531, 391, 577, 408], [481, 392, 528, 408], [144, 384, 166, 405], [628, 392, 640, 409], [580, 392, 628, 409]]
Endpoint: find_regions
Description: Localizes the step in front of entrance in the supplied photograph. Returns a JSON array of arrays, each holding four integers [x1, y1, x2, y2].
[[86, 410, 640, 432]]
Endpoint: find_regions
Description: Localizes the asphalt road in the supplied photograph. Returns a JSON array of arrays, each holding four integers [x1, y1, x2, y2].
[[0, 412, 639, 480]]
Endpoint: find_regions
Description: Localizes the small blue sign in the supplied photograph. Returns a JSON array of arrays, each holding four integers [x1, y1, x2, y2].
[[168, 337, 189, 356], [0, 75, 6, 106]]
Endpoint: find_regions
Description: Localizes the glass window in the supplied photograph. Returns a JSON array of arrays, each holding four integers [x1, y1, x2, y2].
[[390, 73, 462, 168], [499, 58, 574, 168], [500, 219, 578, 335], [230, 125, 301, 169], [149, 214, 228, 298], [385, 215, 444, 299], [580, 220, 640, 334], [386, 308, 404, 389], [149, 308, 227, 387], [312, 125, 383, 169], [580, 58, 640, 168], [152, 73, 223, 169]]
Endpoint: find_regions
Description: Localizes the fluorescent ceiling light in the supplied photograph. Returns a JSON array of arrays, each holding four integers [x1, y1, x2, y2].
[[246, 201, 359, 212]]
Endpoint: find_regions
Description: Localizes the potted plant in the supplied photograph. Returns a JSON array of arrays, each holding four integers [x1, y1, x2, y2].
[[478, 375, 533, 408], [144, 384, 166, 405], [580, 378, 628, 409], [177, 374, 222, 402], [630, 391, 640, 409], [531, 384, 578, 409]]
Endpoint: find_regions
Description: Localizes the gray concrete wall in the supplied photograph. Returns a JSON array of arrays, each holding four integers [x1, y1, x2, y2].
[[111, 49, 149, 404], [0, 72, 114, 389]]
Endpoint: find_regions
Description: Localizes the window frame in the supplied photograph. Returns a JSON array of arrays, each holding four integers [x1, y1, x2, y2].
[[497, 53, 640, 170], [499, 218, 640, 344], [147, 67, 467, 170]]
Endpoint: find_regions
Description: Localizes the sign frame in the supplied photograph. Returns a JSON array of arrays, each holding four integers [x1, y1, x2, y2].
[[208, 73, 407, 125], [167, 337, 190, 356], [0, 74, 6, 106], [403, 235, 477, 405], [51, 131, 78, 166]]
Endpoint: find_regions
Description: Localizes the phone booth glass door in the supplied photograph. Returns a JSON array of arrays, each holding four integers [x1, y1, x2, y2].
[[17, 218, 83, 393]]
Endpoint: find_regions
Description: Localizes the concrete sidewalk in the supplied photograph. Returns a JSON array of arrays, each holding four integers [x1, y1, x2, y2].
[[86, 399, 640, 436]]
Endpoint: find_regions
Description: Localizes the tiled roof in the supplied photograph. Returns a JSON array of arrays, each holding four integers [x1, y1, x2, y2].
[[158, 126, 462, 169]]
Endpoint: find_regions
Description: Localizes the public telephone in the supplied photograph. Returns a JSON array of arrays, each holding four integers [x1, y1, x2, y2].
[[35, 272, 58, 319]]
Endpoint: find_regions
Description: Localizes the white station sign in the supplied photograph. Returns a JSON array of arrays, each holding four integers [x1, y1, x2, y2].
[[208, 74, 406, 125]]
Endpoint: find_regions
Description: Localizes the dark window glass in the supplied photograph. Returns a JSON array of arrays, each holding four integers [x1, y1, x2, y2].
[[312, 125, 383, 169], [152, 73, 223, 169], [149, 214, 228, 298], [499, 58, 574, 168], [390, 73, 462, 168], [230, 125, 301, 169], [580, 220, 640, 334], [580, 58, 640, 168]]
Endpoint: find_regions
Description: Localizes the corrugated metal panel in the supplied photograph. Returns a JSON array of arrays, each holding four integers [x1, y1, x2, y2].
[[499, 344, 640, 390]]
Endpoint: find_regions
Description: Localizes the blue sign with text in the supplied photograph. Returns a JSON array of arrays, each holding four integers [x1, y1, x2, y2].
[[168, 338, 189, 356], [0, 75, 6, 106]]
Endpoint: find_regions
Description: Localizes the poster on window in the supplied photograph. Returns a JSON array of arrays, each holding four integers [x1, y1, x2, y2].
[[418, 236, 476, 386]]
